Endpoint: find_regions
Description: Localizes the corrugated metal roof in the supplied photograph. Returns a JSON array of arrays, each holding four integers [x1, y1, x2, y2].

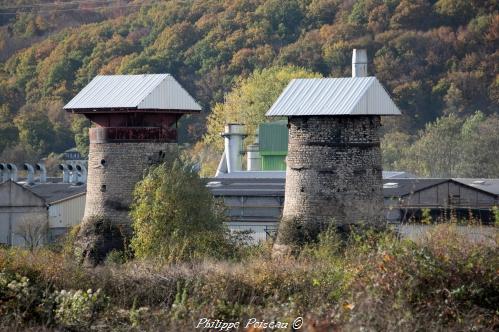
[[28, 183, 86, 204], [266, 77, 401, 116], [64, 74, 202, 111], [453, 178, 499, 196]]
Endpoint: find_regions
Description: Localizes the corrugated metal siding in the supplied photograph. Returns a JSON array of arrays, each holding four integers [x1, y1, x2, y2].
[[259, 122, 288, 153], [266, 77, 401, 116], [262, 155, 286, 171], [48, 194, 85, 228], [64, 74, 202, 111]]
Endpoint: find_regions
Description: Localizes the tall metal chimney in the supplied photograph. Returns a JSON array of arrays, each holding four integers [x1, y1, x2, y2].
[[0, 163, 8, 182], [23, 163, 35, 185], [58, 164, 69, 183], [76, 164, 87, 183], [352, 49, 368, 77], [67, 164, 78, 185], [222, 124, 246, 173], [36, 163, 47, 183], [7, 163, 17, 182]]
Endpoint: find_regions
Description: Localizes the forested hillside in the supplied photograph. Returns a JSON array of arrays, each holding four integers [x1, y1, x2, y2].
[[0, 0, 497, 175]]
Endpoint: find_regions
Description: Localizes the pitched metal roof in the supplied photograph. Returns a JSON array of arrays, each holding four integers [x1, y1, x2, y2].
[[266, 77, 401, 117], [382, 178, 449, 198], [383, 171, 417, 179], [453, 178, 499, 196], [64, 74, 202, 111], [27, 183, 86, 204], [208, 174, 499, 200]]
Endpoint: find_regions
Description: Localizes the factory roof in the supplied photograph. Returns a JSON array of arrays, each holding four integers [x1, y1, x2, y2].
[[266, 77, 401, 117], [0, 180, 86, 206], [383, 178, 499, 198], [27, 182, 86, 204], [382, 178, 448, 198], [208, 174, 499, 199], [213, 171, 410, 180], [453, 178, 499, 196], [64, 74, 202, 112], [383, 171, 417, 179]]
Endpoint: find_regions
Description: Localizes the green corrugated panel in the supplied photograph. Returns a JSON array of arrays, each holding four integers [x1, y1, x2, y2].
[[262, 155, 286, 171], [259, 121, 288, 154]]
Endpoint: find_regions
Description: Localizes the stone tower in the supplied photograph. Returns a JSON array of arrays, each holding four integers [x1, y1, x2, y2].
[[266, 50, 401, 249], [64, 74, 201, 263]]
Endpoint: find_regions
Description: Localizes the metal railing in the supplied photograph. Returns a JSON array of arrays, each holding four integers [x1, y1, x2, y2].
[[89, 127, 177, 143]]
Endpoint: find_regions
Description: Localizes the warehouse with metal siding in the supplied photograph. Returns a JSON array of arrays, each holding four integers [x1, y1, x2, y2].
[[48, 193, 86, 241], [208, 175, 499, 241], [0, 180, 86, 246]]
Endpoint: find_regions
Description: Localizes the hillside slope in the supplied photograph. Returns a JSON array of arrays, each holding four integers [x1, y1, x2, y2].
[[0, 0, 497, 161]]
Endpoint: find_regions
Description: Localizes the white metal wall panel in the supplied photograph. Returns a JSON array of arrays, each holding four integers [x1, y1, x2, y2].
[[48, 194, 86, 228]]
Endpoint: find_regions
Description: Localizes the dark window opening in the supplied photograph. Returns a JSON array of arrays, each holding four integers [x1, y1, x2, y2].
[[101, 185, 107, 192], [101, 159, 106, 166]]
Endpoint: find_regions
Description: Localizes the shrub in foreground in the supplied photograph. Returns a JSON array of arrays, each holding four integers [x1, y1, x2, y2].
[[0, 224, 496, 331], [130, 159, 243, 262]]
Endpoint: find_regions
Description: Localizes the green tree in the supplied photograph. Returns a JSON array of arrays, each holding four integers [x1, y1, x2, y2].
[[130, 158, 228, 261], [402, 114, 463, 177], [457, 112, 499, 177], [71, 116, 90, 157], [13, 106, 56, 156], [204, 66, 321, 152], [435, 0, 475, 25], [381, 131, 412, 170]]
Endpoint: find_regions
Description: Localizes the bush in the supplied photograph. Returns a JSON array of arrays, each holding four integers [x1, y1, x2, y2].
[[54, 288, 108, 329], [130, 159, 244, 262], [0, 224, 496, 331], [0, 271, 55, 326]]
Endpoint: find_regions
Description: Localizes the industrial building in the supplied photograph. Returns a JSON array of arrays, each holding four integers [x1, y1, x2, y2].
[[0, 162, 86, 247], [208, 174, 499, 240]]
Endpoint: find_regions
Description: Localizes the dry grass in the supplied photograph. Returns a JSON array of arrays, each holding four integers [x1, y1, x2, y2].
[[0, 224, 497, 331]]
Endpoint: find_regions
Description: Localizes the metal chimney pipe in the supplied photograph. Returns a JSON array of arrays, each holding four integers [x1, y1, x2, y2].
[[247, 128, 261, 171], [7, 163, 18, 182], [23, 163, 35, 185], [221, 124, 246, 173], [76, 164, 87, 183], [58, 164, 69, 183], [36, 163, 47, 183], [247, 144, 261, 171], [66, 164, 78, 185], [0, 163, 7, 182], [352, 49, 368, 77]]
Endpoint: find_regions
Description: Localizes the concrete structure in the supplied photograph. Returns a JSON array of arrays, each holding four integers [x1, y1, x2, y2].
[[64, 74, 201, 228], [0, 180, 86, 246], [266, 50, 401, 246]]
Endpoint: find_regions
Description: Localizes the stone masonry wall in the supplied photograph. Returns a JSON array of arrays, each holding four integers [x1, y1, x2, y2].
[[84, 141, 177, 227], [281, 115, 384, 231]]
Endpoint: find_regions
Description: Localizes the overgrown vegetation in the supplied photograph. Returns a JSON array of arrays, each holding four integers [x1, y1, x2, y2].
[[130, 158, 244, 262], [0, 224, 497, 331]]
